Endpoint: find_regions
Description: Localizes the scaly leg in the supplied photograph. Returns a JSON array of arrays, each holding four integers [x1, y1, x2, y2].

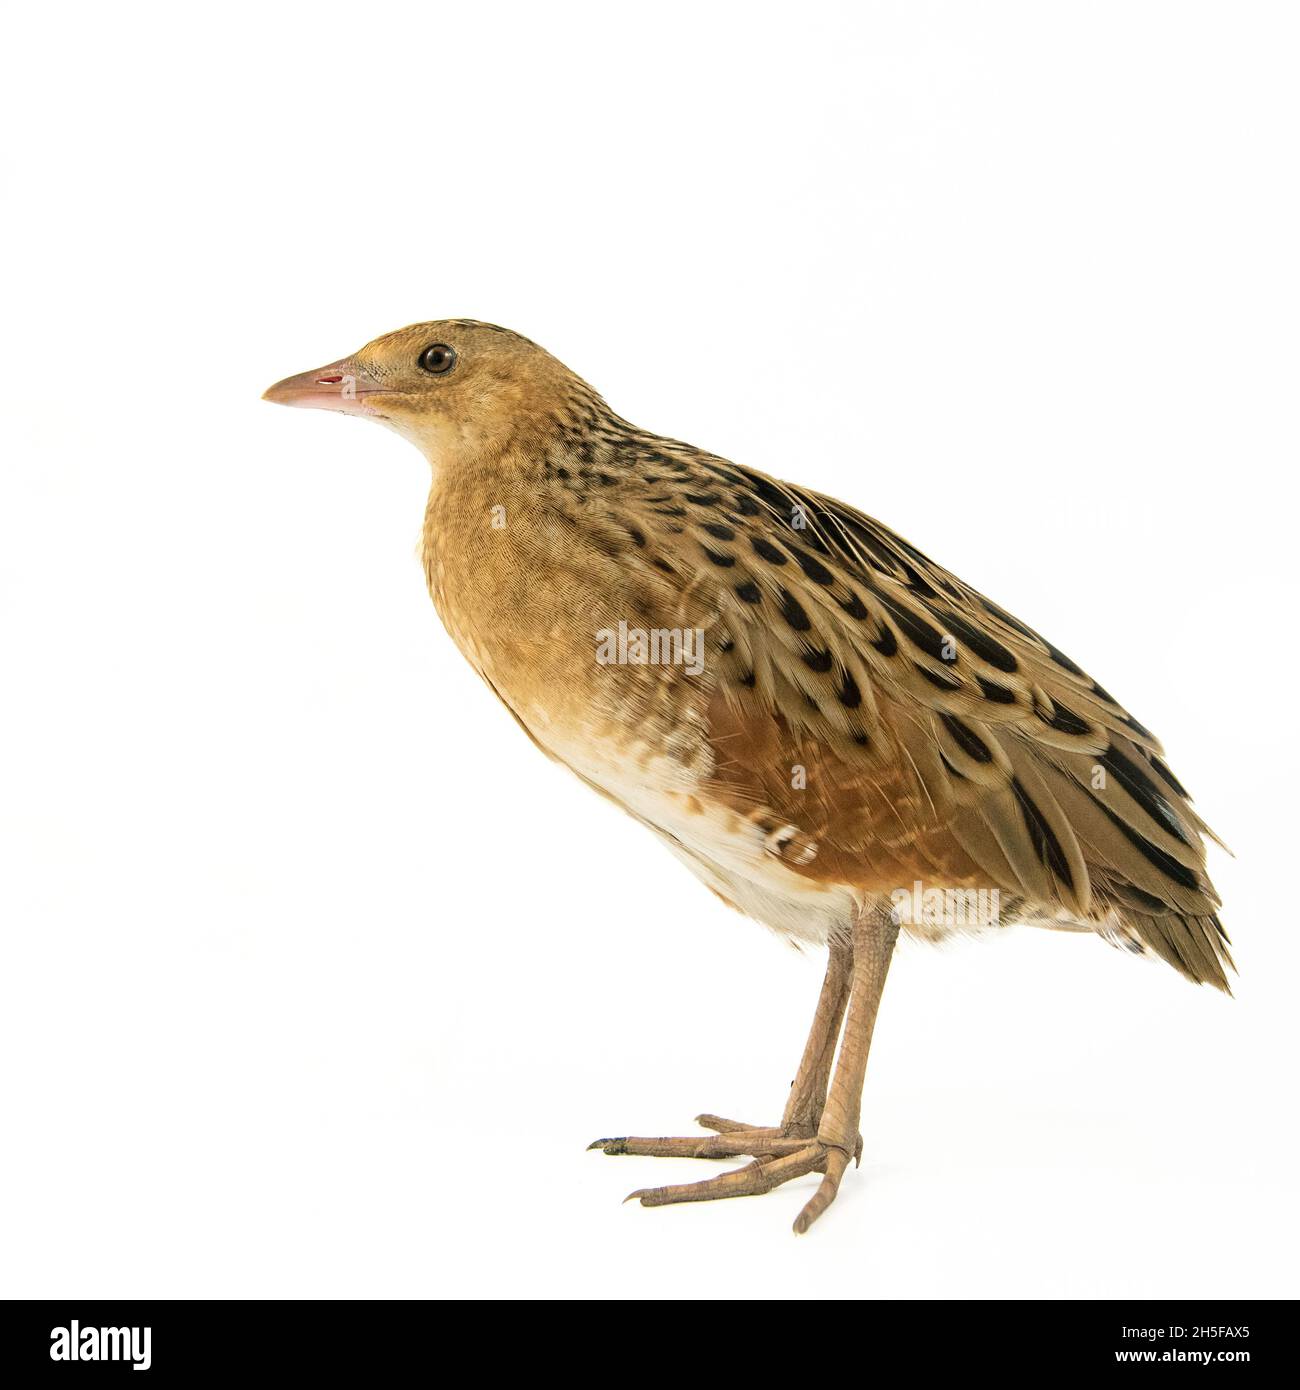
[[591, 908, 899, 1231], [778, 935, 854, 1136], [793, 907, 899, 1232]]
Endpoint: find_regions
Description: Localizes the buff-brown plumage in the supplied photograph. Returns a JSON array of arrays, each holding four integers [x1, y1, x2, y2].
[[265, 318, 1231, 1230]]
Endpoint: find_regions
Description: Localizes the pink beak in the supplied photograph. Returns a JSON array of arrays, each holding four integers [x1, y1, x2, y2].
[[262, 358, 393, 414]]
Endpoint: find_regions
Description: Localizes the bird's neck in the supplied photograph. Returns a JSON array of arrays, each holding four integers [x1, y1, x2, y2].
[[415, 408, 684, 734]]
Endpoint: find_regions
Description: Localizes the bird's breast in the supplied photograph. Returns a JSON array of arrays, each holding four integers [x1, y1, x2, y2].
[[420, 467, 717, 766]]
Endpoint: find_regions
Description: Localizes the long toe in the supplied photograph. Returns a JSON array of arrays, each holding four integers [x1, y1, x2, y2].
[[591, 1132, 808, 1160], [628, 1145, 826, 1207]]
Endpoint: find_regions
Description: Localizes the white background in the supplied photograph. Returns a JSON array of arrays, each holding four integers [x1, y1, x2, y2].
[[2, 1, 1296, 1299]]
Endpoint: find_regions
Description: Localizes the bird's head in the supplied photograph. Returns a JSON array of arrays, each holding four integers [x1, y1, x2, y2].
[[263, 319, 592, 461]]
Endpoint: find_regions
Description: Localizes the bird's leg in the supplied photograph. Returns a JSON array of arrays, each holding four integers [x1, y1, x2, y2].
[[776, 936, 854, 1137], [589, 939, 852, 1161], [590, 908, 899, 1231], [792, 906, 899, 1233]]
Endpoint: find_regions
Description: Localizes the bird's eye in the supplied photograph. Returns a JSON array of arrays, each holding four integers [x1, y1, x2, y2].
[[418, 343, 457, 375]]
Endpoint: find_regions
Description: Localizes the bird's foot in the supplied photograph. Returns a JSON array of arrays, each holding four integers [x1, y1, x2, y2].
[[588, 1114, 861, 1232]]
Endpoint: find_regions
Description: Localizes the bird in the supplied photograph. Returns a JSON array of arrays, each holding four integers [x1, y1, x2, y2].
[[264, 320, 1230, 1233]]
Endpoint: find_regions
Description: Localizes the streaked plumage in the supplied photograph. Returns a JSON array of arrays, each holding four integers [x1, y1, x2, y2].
[[265, 319, 1230, 1230]]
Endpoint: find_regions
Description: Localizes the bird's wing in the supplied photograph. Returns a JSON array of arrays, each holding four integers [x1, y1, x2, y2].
[[653, 456, 1231, 988]]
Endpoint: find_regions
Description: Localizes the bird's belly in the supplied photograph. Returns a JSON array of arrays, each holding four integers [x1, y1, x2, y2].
[[538, 724, 860, 946], [656, 835, 859, 946]]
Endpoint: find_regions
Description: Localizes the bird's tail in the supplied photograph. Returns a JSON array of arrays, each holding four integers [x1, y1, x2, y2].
[[1089, 870, 1234, 992]]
